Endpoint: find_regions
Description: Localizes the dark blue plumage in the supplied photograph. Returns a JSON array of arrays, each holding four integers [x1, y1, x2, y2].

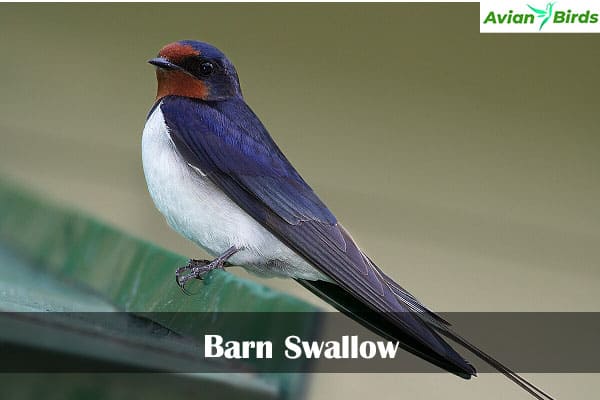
[[159, 95, 475, 377], [144, 40, 554, 400], [179, 40, 243, 99]]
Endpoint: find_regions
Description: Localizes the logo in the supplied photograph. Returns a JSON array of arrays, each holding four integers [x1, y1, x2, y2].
[[480, 1, 600, 33], [528, 2, 555, 31]]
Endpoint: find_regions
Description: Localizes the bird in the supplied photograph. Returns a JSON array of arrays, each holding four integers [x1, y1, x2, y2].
[[528, 2, 555, 31], [142, 40, 553, 400]]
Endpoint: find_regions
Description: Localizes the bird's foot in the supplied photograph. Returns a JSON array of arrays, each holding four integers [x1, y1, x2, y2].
[[175, 246, 240, 294], [176, 259, 225, 291]]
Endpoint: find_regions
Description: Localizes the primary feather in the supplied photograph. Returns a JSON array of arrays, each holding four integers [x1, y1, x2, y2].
[[159, 95, 476, 377]]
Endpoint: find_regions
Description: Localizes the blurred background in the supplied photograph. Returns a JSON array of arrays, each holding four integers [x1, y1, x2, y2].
[[0, 3, 598, 399]]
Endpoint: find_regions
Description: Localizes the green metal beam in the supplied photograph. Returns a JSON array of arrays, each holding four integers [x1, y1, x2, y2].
[[0, 178, 319, 399]]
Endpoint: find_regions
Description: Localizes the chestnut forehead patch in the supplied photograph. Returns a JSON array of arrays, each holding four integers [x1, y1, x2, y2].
[[158, 42, 200, 62]]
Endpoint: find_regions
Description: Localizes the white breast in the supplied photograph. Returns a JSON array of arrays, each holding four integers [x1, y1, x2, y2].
[[141, 103, 328, 281]]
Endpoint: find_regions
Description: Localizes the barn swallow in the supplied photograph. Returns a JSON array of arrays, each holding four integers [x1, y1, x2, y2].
[[142, 40, 553, 400]]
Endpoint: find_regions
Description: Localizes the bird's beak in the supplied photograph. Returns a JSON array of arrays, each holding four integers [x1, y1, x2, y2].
[[148, 57, 181, 71]]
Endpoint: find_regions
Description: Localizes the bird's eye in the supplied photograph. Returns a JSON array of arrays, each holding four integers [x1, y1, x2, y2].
[[199, 62, 214, 76]]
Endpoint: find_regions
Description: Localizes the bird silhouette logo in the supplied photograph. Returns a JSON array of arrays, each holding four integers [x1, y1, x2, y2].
[[528, 2, 556, 30]]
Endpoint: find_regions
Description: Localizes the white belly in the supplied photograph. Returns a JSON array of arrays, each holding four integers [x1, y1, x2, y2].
[[141, 103, 327, 281]]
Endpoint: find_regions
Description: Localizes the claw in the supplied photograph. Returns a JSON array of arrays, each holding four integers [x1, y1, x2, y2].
[[174, 247, 240, 294], [175, 259, 225, 293], [175, 259, 209, 294]]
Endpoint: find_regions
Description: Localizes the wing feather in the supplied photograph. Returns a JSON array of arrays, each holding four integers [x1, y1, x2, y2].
[[159, 96, 475, 376]]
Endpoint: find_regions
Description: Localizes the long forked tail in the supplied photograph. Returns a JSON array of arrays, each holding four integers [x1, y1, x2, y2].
[[434, 325, 555, 400], [297, 277, 555, 400], [373, 255, 556, 400]]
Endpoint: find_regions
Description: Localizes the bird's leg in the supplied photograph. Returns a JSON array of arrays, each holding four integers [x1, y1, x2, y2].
[[175, 259, 210, 280], [176, 246, 239, 290]]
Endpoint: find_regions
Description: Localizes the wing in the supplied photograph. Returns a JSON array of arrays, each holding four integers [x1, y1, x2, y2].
[[527, 4, 547, 16], [159, 95, 474, 377]]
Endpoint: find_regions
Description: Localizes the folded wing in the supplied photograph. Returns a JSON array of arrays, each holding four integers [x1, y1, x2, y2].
[[160, 95, 476, 377]]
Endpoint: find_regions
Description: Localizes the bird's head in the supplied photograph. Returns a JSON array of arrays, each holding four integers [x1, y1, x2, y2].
[[149, 40, 242, 102]]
